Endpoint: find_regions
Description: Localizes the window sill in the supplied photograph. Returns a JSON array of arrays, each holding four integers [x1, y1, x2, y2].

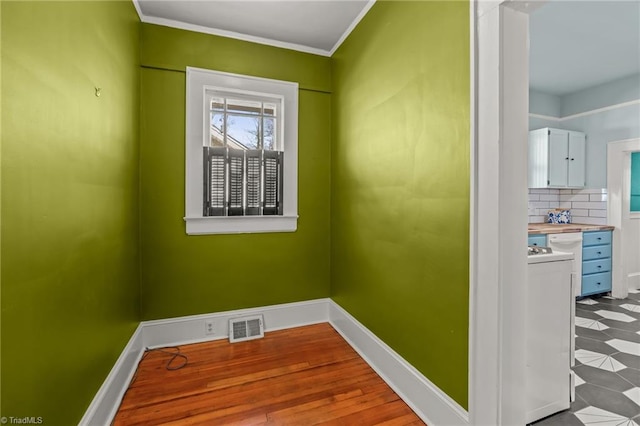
[[630, 212, 640, 220], [184, 215, 298, 235]]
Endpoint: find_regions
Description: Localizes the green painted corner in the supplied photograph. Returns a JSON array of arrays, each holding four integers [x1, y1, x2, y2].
[[1, 1, 140, 423], [330, 0, 470, 408]]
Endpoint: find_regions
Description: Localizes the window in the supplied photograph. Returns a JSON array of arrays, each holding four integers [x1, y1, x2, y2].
[[204, 96, 283, 217], [185, 67, 298, 235], [631, 151, 640, 212]]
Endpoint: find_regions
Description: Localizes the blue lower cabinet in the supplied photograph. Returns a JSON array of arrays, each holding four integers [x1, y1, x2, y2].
[[528, 234, 547, 247], [582, 258, 611, 275], [583, 245, 612, 261], [581, 272, 612, 297], [581, 230, 612, 296]]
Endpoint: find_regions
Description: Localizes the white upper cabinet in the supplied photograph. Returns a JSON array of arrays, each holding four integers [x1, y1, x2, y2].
[[566, 131, 586, 187], [529, 127, 586, 188]]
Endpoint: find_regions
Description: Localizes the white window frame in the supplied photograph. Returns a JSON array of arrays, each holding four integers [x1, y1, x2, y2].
[[185, 67, 298, 235]]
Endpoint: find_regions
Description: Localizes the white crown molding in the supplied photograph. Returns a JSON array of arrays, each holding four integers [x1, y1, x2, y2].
[[530, 99, 640, 123], [143, 15, 332, 56], [561, 99, 640, 121], [81, 298, 467, 426], [529, 112, 561, 122], [131, 0, 376, 58], [329, 0, 376, 56]]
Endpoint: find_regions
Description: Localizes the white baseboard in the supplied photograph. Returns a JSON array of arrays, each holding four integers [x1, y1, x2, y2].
[[79, 324, 145, 426], [142, 298, 330, 349], [329, 300, 469, 426], [628, 272, 640, 290], [81, 298, 467, 426]]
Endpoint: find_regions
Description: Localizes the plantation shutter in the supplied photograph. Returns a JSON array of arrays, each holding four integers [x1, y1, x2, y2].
[[246, 150, 262, 215], [227, 148, 245, 216], [203, 148, 283, 217], [203, 146, 226, 216], [263, 151, 283, 215]]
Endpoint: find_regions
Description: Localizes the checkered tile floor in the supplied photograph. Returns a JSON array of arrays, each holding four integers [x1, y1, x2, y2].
[[532, 290, 640, 425]]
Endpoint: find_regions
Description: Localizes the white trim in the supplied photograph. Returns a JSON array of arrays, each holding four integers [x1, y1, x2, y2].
[[473, 1, 531, 424], [132, 0, 377, 57], [529, 112, 561, 122], [468, 0, 480, 424], [138, 14, 331, 57], [629, 272, 640, 290], [328, 0, 377, 56], [329, 301, 469, 426], [142, 298, 330, 349], [529, 99, 640, 123], [184, 215, 298, 235], [78, 325, 145, 426], [82, 298, 469, 426], [185, 67, 298, 235], [607, 138, 640, 299]]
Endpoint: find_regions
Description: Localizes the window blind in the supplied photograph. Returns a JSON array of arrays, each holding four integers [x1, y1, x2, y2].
[[203, 147, 283, 217]]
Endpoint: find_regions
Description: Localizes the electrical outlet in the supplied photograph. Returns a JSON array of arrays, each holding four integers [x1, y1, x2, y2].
[[205, 319, 215, 335]]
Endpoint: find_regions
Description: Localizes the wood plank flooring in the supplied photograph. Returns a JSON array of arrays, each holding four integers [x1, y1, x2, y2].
[[114, 323, 425, 425]]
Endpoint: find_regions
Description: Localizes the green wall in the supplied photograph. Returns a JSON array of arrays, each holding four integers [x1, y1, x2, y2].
[[331, 1, 470, 408], [1, 2, 471, 420], [1, 2, 140, 423], [139, 24, 332, 319]]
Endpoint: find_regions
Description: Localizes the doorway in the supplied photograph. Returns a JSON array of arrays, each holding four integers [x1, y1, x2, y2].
[[608, 139, 640, 298]]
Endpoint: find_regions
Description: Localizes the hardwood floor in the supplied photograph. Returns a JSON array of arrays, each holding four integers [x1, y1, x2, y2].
[[114, 323, 425, 425]]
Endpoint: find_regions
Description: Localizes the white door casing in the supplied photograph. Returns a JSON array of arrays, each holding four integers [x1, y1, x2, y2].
[[471, 1, 543, 425], [608, 138, 640, 298]]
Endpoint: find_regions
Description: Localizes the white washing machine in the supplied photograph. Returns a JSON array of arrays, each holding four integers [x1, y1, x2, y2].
[[526, 249, 574, 424]]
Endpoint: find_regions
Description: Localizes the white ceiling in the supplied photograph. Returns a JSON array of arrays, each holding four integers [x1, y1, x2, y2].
[[135, 0, 374, 56], [135, 0, 639, 95], [530, 0, 640, 96]]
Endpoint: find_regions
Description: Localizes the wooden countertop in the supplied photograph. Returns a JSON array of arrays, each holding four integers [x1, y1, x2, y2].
[[528, 223, 615, 234]]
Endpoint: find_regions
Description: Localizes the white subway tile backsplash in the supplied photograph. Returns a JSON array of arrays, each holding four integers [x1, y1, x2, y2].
[[560, 194, 589, 202], [572, 188, 606, 194], [570, 216, 607, 225], [589, 193, 607, 202], [589, 209, 608, 218], [531, 201, 550, 209], [570, 209, 589, 217], [571, 201, 607, 210], [528, 188, 608, 224]]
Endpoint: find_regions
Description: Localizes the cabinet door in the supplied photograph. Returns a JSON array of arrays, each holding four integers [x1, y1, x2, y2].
[[567, 132, 586, 187], [548, 129, 568, 187]]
